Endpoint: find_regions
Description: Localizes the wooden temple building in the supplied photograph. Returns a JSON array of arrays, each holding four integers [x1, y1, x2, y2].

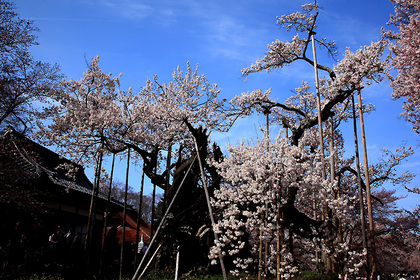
[[0, 126, 151, 277]]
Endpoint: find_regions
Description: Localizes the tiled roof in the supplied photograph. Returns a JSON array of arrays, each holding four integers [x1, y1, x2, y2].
[[1, 126, 123, 206]]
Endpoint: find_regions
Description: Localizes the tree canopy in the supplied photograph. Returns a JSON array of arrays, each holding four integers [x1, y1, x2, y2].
[[0, 0, 61, 133], [386, 0, 420, 132]]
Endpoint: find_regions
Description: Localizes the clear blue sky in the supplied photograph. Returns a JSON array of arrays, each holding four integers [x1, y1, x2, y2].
[[16, 0, 419, 210]]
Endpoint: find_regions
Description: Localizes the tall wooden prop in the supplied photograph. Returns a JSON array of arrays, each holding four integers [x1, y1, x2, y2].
[[164, 143, 172, 210], [85, 149, 103, 251], [277, 118, 283, 280], [276, 200, 282, 280], [119, 148, 131, 280], [311, 31, 326, 272], [134, 164, 145, 273], [357, 88, 377, 276], [264, 113, 270, 277], [329, 121, 335, 182], [175, 245, 180, 280], [132, 156, 197, 280], [351, 94, 369, 272], [194, 140, 228, 280], [258, 109, 270, 280], [258, 213, 264, 280], [150, 171, 157, 240], [310, 32, 326, 181], [85, 148, 103, 271], [138, 244, 162, 279], [330, 120, 344, 274], [327, 120, 335, 273], [100, 153, 116, 275]]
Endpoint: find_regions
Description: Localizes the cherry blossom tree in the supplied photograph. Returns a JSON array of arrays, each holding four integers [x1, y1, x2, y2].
[[108, 63, 230, 274], [37, 3, 419, 277], [385, 0, 420, 132], [40, 57, 231, 274], [38, 56, 122, 167], [0, 0, 62, 134], [209, 2, 415, 278], [210, 135, 322, 277]]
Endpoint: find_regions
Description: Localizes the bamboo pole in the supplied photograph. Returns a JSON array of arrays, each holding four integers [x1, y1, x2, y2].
[[134, 164, 145, 273], [175, 245, 180, 280], [85, 148, 103, 273], [264, 113, 270, 277], [351, 93, 370, 273], [310, 32, 326, 181], [84, 149, 103, 253], [119, 148, 131, 280], [260, 109, 270, 279], [277, 121, 288, 280], [277, 191, 283, 280], [132, 156, 197, 280], [357, 88, 377, 276], [138, 244, 162, 279], [99, 153, 116, 276], [258, 218, 264, 280], [164, 143, 172, 210], [329, 120, 335, 188], [326, 120, 336, 273], [150, 176, 156, 241], [194, 139, 228, 280], [311, 31, 326, 273], [330, 120, 344, 274]]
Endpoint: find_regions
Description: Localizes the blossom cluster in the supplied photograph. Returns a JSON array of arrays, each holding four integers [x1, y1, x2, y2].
[[38, 58, 228, 169], [387, 0, 420, 132]]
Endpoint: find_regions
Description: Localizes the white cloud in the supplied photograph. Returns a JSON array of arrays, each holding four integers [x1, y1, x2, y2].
[[101, 0, 154, 19]]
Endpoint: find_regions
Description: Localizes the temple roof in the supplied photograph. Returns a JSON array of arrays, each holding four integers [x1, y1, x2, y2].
[[0, 126, 122, 206]]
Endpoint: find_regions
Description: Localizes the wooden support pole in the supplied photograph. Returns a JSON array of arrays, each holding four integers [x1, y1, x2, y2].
[[194, 139, 228, 280], [351, 93, 370, 273], [326, 120, 335, 273], [164, 143, 172, 210], [329, 120, 335, 186], [311, 32, 326, 181], [134, 164, 145, 273], [258, 214, 264, 280], [357, 88, 377, 276], [85, 148, 103, 273], [132, 156, 197, 280], [277, 121, 289, 280], [150, 182, 156, 240], [311, 31, 326, 273], [84, 149, 103, 253], [276, 191, 283, 280], [138, 244, 162, 279], [119, 148, 131, 280], [259, 108, 270, 280], [100, 153, 116, 276], [175, 245, 180, 280]]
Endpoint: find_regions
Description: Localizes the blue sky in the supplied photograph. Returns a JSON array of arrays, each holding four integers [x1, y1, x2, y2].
[[16, 0, 419, 210]]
